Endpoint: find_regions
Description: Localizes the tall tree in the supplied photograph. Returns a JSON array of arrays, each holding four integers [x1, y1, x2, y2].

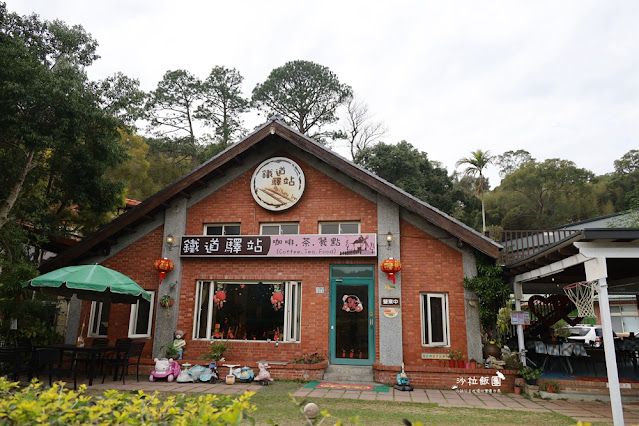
[[197, 66, 248, 149], [0, 3, 127, 343], [94, 72, 146, 128], [456, 150, 494, 233], [337, 95, 387, 160], [0, 4, 126, 234], [487, 158, 597, 229], [355, 141, 458, 213], [144, 70, 202, 169], [252, 60, 352, 143], [496, 149, 534, 179], [608, 150, 639, 210]]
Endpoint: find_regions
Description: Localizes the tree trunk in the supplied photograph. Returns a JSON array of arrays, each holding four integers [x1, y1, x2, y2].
[[0, 150, 36, 231]]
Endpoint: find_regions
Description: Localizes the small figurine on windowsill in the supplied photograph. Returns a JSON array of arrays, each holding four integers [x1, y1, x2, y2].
[[173, 330, 186, 360], [394, 363, 413, 391]]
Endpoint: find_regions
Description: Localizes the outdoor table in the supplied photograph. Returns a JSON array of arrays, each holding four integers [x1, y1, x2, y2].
[[36, 344, 115, 386], [529, 340, 587, 374]]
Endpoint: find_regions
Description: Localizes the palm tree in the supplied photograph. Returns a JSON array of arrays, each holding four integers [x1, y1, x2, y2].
[[456, 149, 494, 233]]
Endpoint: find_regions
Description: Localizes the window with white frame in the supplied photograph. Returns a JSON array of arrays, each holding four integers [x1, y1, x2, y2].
[[128, 291, 155, 338], [319, 222, 360, 234], [204, 223, 241, 236], [260, 223, 299, 235], [87, 301, 111, 337], [421, 293, 450, 346], [194, 281, 301, 342], [610, 304, 639, 334]]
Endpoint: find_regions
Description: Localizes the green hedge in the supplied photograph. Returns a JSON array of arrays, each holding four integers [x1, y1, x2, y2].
[[0, 378, 256, 425]]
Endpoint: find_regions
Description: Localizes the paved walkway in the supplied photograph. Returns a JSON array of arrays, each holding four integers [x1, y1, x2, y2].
[[42, 378, 639, 424], [290, 387, 639, 425]]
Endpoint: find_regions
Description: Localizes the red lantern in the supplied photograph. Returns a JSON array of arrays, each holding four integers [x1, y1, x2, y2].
[[214, 290, 227, 308], [153, 258, 174, 285], [380, 258, 402, 284], [271, 291, 284, 311]]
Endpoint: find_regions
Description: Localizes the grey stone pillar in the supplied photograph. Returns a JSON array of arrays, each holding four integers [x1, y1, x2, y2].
[[152, 197, 188, 358], [462, 251, 482, 361], [377, 196, 402, 366]]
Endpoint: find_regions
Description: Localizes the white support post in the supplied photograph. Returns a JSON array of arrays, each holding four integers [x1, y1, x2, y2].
[[514, 281, 526, 366], [585, 257, 624, 426]]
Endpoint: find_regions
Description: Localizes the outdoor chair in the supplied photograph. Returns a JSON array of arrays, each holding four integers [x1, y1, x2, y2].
[[77, 338, 110, 375], [36, 347, 78, 390], [0, 346, 34, 381], [102, 340, 145, 384]]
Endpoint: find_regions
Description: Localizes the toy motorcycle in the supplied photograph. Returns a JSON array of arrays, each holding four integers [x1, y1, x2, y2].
[[199, 362, 220, 384], [239, 366, 255, 383]]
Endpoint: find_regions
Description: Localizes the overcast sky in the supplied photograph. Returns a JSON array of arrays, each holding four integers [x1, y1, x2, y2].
[[8, 0, 639, 185]]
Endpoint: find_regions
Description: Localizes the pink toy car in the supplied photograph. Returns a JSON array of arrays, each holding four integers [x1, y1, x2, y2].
[[149, 358, 181, 382]]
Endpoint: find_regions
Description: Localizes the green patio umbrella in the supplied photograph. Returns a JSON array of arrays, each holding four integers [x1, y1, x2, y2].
[[23, 265, 151, 304]]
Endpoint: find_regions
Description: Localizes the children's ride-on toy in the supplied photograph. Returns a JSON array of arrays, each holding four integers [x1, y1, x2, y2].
[[394, 362, 413, 391], [255, 362, 273, 386], [150, 358, 181, 382], [199, 362, 220, 384], [239, 366, 255, 383]]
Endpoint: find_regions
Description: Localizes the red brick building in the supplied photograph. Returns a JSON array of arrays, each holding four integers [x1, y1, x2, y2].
[[44, 118, 501, 386]]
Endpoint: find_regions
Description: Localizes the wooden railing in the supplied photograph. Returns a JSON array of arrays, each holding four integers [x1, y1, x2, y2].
[[485, 229, 582, 265]]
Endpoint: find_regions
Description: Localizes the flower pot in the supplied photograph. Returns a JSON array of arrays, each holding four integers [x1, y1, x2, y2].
[[470, 361, 477, 369], [457, 360, 465, 368], [526, 378, 537, 386], [545, 385, 556, 393], [484, 341, 501, 359], [448, 360, 456, 368], [514, 386, 522, 395]]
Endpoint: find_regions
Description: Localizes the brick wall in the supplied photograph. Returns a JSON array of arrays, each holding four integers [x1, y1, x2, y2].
[[374, 363, 516, 392], [180, 155, 378, 362], [76, 153, 473, 383], [77, 226, 164, 360], [399, 219, 467, 363]]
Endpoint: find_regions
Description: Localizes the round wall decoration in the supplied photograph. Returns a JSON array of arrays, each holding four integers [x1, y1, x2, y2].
[[251, 157, 305, 211]]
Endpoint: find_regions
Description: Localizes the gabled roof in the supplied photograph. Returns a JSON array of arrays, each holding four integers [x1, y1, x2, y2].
[[41, 118, 500, 272]]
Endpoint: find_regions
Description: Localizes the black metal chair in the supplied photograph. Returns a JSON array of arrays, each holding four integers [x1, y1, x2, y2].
[[0, 346, 34, 381], [35, 348, 78, 390], [78, 338, 110, 375], [102, 340, 145, 384]]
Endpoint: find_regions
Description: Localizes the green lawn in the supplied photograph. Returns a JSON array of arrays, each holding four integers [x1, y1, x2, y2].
[[239, 382, 575, 425], [84, 381, 578, 425]]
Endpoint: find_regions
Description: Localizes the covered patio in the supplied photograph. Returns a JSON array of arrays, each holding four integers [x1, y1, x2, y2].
[[504, 229, 639, 426]]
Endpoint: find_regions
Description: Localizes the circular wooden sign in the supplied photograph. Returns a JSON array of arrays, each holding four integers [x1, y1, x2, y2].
[[251, 157, 305, 211]]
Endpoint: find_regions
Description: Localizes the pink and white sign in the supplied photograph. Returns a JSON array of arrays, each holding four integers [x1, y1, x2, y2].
[[180, 234, 377, 257]]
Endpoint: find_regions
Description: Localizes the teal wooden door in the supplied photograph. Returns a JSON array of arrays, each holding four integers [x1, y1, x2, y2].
[[329, 265, 375, 365]]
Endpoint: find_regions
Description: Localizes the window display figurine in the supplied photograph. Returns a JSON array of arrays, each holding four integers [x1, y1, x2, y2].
[[173, 330, 186, 360], [255, 362, 273, 386], [394, 363, 413, 391]]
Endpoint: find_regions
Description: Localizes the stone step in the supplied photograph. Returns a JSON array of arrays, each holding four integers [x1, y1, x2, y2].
[[323, 365, 375, 383]]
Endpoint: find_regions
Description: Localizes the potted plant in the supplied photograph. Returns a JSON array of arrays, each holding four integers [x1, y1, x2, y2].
[[448, 349, 463, 368], [518, 365, 543, 385], [198, 340, 229, 361], [514, 385, 522, 395], [159, 295, 174, 308], [469, 358, 477, 369], [161, 343, 179, 359], [539, 379, 561, 393]]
